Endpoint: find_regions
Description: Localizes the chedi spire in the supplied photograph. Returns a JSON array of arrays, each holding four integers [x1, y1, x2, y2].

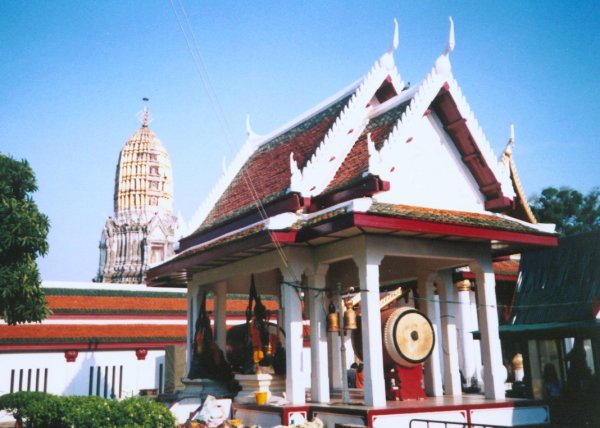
[[95, 100, 178, 284]]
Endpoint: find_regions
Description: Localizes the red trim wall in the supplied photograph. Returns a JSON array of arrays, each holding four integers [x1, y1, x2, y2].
[[1, 341, 185, 352]]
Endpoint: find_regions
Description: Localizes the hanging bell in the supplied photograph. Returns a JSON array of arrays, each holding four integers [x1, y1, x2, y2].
[[326, 301, 340, 333], [343, 299, 358, 330]]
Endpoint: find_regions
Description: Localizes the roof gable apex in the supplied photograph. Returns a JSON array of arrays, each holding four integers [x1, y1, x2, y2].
[[371, 18, 516, 213], [290, 20, 405, 198]]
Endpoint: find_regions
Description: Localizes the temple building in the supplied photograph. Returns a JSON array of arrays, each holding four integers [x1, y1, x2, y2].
[[148, 18, 559, 427], [96, 103, 178, 283]]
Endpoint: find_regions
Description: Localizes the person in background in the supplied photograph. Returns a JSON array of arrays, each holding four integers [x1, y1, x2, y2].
[[347, 362, 358, 388], [355, 363, 364, 389]]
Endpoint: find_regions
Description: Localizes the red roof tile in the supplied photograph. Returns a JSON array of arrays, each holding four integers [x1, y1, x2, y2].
[[325, 102, 408, 192], [0, 324, 186, 344], [199, 96, 351, 231]]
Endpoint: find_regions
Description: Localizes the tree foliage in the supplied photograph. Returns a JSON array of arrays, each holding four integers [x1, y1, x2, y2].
[[0, 154, 50, 324], [530, 186, 600, 236]]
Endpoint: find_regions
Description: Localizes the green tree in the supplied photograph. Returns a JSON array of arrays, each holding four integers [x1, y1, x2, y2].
[[530, 186, 600, 236], [0, 154, 50, 324]]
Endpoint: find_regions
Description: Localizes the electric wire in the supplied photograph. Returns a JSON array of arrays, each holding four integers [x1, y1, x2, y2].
[[173, 0, 294, 276], [168, 0, 300, 284]]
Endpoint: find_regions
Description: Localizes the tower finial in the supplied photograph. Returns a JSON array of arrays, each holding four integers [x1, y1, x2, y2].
[[137, 97, 153, 127]]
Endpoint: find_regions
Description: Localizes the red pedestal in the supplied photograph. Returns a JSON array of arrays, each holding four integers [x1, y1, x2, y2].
[[387, 364, 425, 401]]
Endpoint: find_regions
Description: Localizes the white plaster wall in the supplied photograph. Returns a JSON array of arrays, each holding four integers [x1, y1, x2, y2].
[[375, 113, 486, 212], [0, 350, 165, 398]]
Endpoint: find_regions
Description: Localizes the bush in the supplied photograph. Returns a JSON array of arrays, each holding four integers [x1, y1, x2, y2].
[[0, 392, 48, 426], [0, 392, 177, 427], [113, 397, 178, 427]]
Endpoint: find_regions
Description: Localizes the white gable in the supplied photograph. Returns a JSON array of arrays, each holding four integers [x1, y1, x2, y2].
[[374, 112, 485, 212], [371, 17, 514, 214]]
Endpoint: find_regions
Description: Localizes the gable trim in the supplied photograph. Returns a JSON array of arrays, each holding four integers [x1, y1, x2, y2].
[[431, 86, 513, 211]]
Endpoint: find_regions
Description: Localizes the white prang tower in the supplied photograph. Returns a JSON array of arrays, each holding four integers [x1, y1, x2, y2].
[[96, 100, 178, 283]]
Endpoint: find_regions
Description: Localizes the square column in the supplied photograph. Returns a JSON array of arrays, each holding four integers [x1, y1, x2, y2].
[[356, 250, 386, 407], [417, 272, 443, 396], [186, 284, 200, 374], [471, 255, 505, 399], [307, 267, 330, 403], [213, 282, 227, 351], [281, 272, 306, 405], [437, 270, 462, 396]]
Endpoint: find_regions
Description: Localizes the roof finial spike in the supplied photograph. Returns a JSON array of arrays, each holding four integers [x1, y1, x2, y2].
[[434, 17, 455, 75], [445, 17, 455, 55], [388, 18, 399, 53], [137, 97, 152, 127], [246, 114, 260, 141], [502, 124, 515, 163]]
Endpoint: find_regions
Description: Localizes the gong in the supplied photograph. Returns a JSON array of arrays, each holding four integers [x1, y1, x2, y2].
[[383, 307, 435, 367]]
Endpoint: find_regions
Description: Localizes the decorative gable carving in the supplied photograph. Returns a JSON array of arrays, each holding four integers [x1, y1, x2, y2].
[[290, 19, 404, 197], [370, 18, 516, 213]]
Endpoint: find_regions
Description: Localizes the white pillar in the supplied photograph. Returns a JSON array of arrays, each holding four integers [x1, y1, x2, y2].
[[456, 278, 477, 387], [355, 249, 386, 407], [433, 291, 444, 382], [307, 266, 330, 403], [469, 288, 484, 386], [214, 282, 227, 351], [417, 271, 443, 396], [281, 271, 305, 404], [471, 255, 505, 399], [328, 328, 343, 390], [438, 271, 462, 396]]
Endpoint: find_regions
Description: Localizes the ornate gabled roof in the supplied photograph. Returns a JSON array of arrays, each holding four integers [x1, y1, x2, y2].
[[182, 22, 405, 245], [323, 99, 411, 194], [156, 18, 557, 281], [199, 94, 351, 231]]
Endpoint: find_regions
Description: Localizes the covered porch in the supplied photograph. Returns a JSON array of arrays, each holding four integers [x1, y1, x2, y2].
[[147, 199, 556, 428]]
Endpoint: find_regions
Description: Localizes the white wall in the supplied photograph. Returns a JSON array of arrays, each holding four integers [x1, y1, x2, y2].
[[0, 349, 165, 398]]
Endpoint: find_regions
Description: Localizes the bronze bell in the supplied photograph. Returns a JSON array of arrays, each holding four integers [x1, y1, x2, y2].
[[326, 301, 340, 333], [343, 299, 358, 330]]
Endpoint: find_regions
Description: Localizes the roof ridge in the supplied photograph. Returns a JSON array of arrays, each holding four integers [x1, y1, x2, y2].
[[291, 20, 404, 197]]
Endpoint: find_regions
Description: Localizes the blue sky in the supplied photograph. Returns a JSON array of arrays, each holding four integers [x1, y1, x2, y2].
[[1, 1, 599, 281]]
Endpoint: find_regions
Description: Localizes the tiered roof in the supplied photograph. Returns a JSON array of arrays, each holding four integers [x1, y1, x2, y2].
[[0, 283, 278, 352], [148, 19, 556, 286]]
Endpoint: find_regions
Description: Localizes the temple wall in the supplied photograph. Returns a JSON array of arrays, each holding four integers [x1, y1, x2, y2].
[[0, 349, 165, 398]]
